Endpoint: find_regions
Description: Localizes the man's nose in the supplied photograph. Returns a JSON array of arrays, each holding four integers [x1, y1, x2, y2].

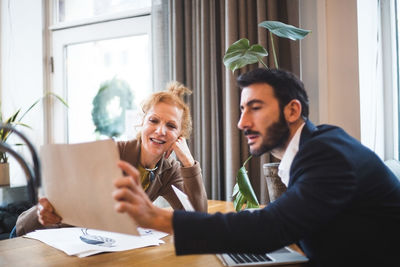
[[237, 111, 250, 130]]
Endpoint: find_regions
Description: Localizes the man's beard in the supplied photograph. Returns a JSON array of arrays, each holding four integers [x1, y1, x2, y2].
[[245, 112, 290, 156]]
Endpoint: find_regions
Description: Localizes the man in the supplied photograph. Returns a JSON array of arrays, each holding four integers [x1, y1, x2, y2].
[[113, 68, 400, 267]]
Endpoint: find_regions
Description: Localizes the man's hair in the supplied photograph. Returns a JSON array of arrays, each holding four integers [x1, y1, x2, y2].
[[237, 68, 309, 119]]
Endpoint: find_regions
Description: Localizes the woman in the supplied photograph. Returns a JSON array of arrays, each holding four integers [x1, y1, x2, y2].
[[14, 81, 207, 236]]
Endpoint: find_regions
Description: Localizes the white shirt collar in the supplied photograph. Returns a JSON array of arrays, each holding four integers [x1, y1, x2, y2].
[[271, 122, 305, 187]]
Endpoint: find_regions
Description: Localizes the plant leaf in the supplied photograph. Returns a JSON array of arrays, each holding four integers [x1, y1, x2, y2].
[[232, 183, 239, 198], [18, 92, 68, 122], [258, 21, 311, 41], [5, 109, 21, 124], [234, 192, 247, 212], [237, 166, 259, 207], [232, 155, 260, 211], [47, 92, 69, 108], [223, 38, 268, 72], [233, 191, 242, 211]]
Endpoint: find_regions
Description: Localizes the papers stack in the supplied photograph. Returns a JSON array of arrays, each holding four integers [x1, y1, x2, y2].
[[24, 227, 168, 257]]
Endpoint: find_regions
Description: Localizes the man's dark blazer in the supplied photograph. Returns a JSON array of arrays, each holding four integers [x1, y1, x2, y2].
[[172, 120, 400, 267]]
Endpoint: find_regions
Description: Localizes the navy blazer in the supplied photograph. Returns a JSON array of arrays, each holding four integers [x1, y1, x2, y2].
[[173, 121, 400, 267]]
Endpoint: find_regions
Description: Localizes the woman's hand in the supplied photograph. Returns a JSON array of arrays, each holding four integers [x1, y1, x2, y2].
[[165, 137, 195, 167], [113, 161, 173, 233], [37, 197, 62, 226]]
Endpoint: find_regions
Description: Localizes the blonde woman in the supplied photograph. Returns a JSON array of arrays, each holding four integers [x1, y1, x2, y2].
[[15, 82, 207, 236]]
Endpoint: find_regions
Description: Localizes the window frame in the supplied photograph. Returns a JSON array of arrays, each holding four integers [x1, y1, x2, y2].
[[46, 3, 152, 143]]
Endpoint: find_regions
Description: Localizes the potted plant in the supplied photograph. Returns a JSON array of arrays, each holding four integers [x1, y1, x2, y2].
[[0, 93, 67, 186], [225, 21, 310, 211]]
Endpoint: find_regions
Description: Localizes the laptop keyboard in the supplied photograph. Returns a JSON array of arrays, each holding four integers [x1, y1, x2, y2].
[[227, 253, 272, 264]]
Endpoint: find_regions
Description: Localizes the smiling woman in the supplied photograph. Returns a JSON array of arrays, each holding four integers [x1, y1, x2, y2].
[[15, 81, 208, 237]]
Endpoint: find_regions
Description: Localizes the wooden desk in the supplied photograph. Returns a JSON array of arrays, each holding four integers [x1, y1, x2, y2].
[[0, 200, 306, 267]]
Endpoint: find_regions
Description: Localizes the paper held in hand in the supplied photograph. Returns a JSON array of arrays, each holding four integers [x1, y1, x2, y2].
[[40, 139, 139, 235]]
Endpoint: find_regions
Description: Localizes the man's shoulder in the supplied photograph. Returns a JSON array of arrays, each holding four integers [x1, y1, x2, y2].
[[299, 122, 367, 157], [311, 124, 355, 143], [300, 123, 349, 145]]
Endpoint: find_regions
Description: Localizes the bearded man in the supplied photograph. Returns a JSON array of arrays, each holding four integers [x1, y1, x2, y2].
[[113, 68, 400, 267]]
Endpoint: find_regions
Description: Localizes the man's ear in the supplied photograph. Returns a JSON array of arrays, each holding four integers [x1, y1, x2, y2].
[[283, 99, 302, 123]]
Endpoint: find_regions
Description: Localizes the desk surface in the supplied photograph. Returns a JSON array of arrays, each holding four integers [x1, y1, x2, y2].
[[0, 200, 305, 267]]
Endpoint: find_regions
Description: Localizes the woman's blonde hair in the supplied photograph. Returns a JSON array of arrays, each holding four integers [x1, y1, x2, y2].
[[138, 81, 192, 138]]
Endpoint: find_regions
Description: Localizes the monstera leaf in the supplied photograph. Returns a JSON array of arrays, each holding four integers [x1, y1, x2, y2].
[[224, 20, 310, 71], [258, 21, 311, 41], [223, 39, 268, 72], [232, 156, 260, 211]]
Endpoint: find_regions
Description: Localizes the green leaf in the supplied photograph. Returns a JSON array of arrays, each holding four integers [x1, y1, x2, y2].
[[234, 192, 247, 212], [233, 191, 242, 211], [19, 92, 68, 122], [46, 92, 69, 108], [258, 21, 311, 41], [246, 201, 259, 209], [5, 109, 21, 124], [231, 155, 260, 211], [232, 183, 239, 198], [223, 38, 268, 72], [237, 167, 259, 206], [0, 92, 68, 162]]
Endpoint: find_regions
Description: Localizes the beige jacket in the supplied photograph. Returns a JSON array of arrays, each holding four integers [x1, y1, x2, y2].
[[16, 139, 207, 236]]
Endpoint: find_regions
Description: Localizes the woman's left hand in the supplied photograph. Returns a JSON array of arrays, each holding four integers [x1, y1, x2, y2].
[[165, 137, 195, 167]]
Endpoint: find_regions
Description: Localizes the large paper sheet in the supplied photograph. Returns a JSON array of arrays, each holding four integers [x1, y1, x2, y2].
[[40, 139, 138, 235], [24, 227, 168, 257]]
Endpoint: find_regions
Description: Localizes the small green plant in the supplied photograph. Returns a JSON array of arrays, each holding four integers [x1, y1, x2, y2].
[[0, 92, 68, 163], [232, 156, 259, 211]]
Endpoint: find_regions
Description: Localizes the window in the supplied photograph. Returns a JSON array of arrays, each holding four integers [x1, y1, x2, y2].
[[48, 0, 152, 144], [1, 0, 45, 186], [357, 0, 399, 160], [396, 0, 400, 159]]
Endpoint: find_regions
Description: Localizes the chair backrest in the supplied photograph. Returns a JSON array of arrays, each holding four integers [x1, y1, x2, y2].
[[385, 159, 400, 181]]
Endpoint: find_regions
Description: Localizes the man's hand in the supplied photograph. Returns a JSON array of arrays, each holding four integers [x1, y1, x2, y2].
[[113, 160, 173, 233], [37, 197, 62, 226]]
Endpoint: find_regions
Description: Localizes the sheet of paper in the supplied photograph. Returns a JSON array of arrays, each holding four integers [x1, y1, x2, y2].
[[171, 185, 195, 211], [24, 227, 168, 257], [40, 139, 138, 235]]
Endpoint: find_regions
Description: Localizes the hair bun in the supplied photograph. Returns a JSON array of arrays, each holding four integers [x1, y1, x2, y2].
[[166, 81, 192, 99]]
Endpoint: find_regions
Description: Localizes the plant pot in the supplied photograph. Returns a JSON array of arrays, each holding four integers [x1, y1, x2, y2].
[[0, 162, 10, 186], [263, 162, 286, 203]]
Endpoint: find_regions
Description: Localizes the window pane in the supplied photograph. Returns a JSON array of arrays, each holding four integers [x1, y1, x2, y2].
[[397, 0, 400, 159], [66, 35, 151, 143], [57, 0, 151, 23]]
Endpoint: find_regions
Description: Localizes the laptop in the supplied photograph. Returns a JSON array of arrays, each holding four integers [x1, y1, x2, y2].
[[217, 246, 308, 266]]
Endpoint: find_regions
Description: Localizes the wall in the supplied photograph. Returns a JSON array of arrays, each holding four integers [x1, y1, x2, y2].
[[0, 0, 44, 186], [300, 0, 361, 140]]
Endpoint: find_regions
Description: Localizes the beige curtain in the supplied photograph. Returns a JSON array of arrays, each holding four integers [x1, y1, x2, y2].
[[152, 0, 300, 202]]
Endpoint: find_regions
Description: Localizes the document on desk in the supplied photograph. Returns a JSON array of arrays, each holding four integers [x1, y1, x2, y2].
[[40, 139, 138, 235], [171, 185, 195, 211], [24, 227, 168, 257]]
